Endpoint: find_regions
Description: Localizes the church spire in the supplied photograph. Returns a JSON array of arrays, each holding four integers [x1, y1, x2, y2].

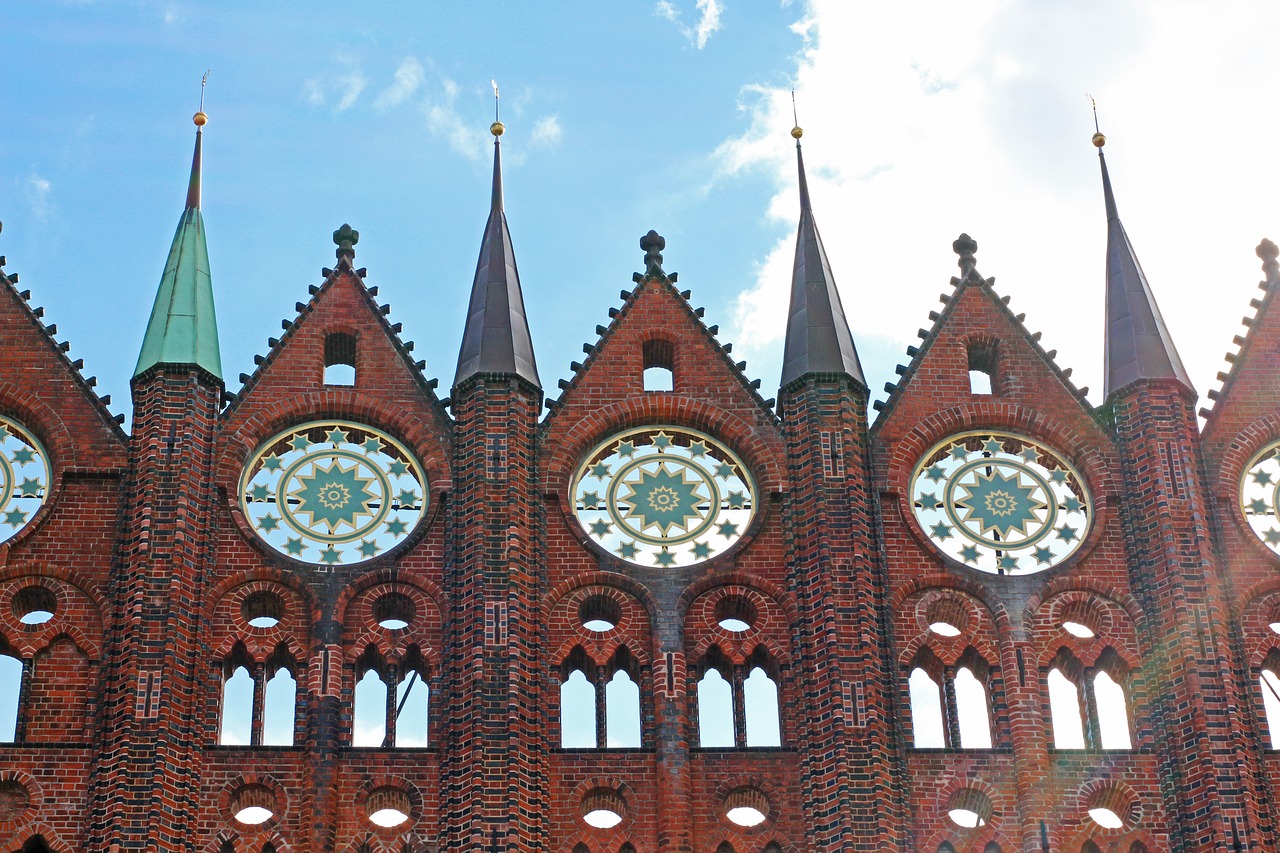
[[1095, 129, 1191, 398], [133, 107, 222, 381], [453, 110, 540, 390], [779, 122, 865, 390]]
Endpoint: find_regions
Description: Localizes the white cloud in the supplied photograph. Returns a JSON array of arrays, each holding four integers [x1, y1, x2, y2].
[[25, 174, 51, 221], [656, 0, 724, 49], [304, 79, 325, 107], [719, 0, 1280, 406], [424, 77, 486, 162], [334, 72, 367, 112], [376, 57, 425, 109], [529, 115, 563, 149]]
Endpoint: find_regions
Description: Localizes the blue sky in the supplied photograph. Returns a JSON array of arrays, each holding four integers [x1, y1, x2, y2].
[[4, 1, 1280, 421]]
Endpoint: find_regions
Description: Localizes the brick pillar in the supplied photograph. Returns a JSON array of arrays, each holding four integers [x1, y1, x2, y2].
[[1111, 380, 1267, 849], [86, 366, 221, 851], [442, 376, 547, 851], [779, 376, 907, 850]]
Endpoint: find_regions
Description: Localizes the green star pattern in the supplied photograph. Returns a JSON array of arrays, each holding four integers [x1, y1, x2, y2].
[[11, 448, 34, 465], [1239, 441, 1280, 558], [0, 417, 51, 546], [955, 469, 1046, 538], [619, 463, 706, 534], [291, 460, 378, 532], [4, 508, 26, 526]]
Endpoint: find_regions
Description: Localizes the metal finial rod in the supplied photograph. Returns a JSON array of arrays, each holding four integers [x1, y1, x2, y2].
[[200, 70, 209, 112], [492, 79, 500, 122], [1087, 93, 1100, 133], [791, 89, 798, 127]]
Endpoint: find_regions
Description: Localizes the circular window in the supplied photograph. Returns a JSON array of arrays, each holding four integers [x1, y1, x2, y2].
[[948, 808, 985, 828], [714, 595, 757, 633], [572, 426, 756, 568], [242, 590, 283, 629], [909, 431, 1092, 575], [723, 787, 770, 828], [579, 594, 622, 633], [239, 421, 427, 567], [581, 787, 626, 829], [12, 586, 55, 625], [373, 592, 415, 630], [946, 788, 993, 830], [229, 783, 278, 827], [929, 621, 962, 637], [0, 417, 50, 545], [1238, 440, 1280, 557], [366, 786, 412, 828], [1062, 621, 1095, 639], [1088, 807, 1124, 829]]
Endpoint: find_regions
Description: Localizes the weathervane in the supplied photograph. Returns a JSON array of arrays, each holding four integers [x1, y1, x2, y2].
[[193, 70, 209, 128], [491, 79, 504, 137], [1087, 93, 1105, 147], [790, 88, 802, 140]]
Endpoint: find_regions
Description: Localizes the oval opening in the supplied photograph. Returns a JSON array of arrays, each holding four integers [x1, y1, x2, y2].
[[726, 806, 767, 827], [719, 618, 751, 633], [1062, 621, 1095, 639], [714, 595, 757, 633], [370, 807, 409, 827], [948, 808, 985, 828], [234, 806, 274, 826], [1088, 807, 1123, 829], [1269, 622, 1280, 636], [242, 590, 283, 629], [579, 594, 622, 634], [583, 808, 623, 829], [373, 592, 414, 631], [13, 586, 56, 625], [929, 621, 962, 637]]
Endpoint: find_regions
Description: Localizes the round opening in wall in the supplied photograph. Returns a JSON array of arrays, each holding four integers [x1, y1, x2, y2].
[[373, 592, 415, 631], [723, 786, 770, 828], [948, 808, 985, 828], [234, 806, 274, 825], [726, 806, 767, 827], [715, 595, 757, 633], [1270, 622, 1280, 636], [0, 779, 31, 822], [945, 788, 993, 830], [1088, 807, 1123, 829], [584, 809, 622, 829], [579, 594, 622, 633], [366, 785, 413, 827], [929, 621, 962, 637], [242, 590, 284, 629], [581, 787, 626, 829], [1062, 620, 1095, 639], [12, 585, 55, 625], [229, 783, 278, 827]]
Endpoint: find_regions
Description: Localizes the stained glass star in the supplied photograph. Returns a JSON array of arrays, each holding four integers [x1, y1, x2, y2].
[[396, 489, 418, 508], [726, 491, 747, 509], [959, 544, 980, 564], [982, 438, 1005, 455], [388, 459, 410, 476], [1020, 446, 1040, 464], [262, 454, 283, 472], [618, 462, 705, 534], [690, 541, 713, 559], [1033, 546, 1055, 565], [258, 514, 281, 533], [1257, 470, 1276, 486], [247, 484, 270, 502], [653, 549, 677, 566], [924, 465, 946, 483], [284, 537, 306, 556], [949, 444, 969, 461], [580, 491, 602, 510], [357, 539, 379, 558], [1266, 529, 1280, 546], [715, 462, 735, 479], [1047, 469, 1068, 485], [953, 468, 1046, 538], [930, 522, 953, 540], [918, 492, 941, 511], [688, 440, 709, 457], [652, 432, 673, 450], [3, 508, 26, 526], [319, 545, 343, 565], [589, 519, 612, 537], [290, 434, 311, 452], [717, 521, 739, 537], [1063, 496, 1083, 513], [615, 440, 636, 458], [997, 555, 1019, 571], [1055, 523, 1078, 542], [324, 426, 349, 444], [362, 436, 383, 455], [385, 518, 408, 536], [11, 447, 35, 465], [616, 541, 639, 560], [590, 462, 610, 478], [17, 478, 40, 497]]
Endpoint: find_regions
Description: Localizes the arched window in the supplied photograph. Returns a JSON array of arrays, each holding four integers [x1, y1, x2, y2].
[[953, 663, 992, 749], [353, 648, 388, 747], [1047, 657, 1086, 749], [19, 838, 53, 853], [0, 651, 23, 743], [908, 651, 946, 748], [697, 655, 735, 748], [323, 331, 356, 385], [560, 648, 596, 749], [219, 647, 255, 746], [743, 663, 781, 747], [395, 650, 431, 748], [642, 338, 674, 391], [605, 647, 641, 748], [1261, 651, 1280, 749], [1093, 669, 1131, 749], [261, 666, 296, 746], [967, 336, 999, 394]]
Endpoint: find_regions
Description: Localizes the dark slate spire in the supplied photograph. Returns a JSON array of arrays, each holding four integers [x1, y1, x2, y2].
[[779, 126, 865, 389], [1096, 133, 1191, 398], [454, 120, 540, 389], [134, 110, 222, 380]]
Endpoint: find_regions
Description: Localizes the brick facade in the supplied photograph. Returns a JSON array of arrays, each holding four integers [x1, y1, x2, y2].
[[1, 140, 1280, 852]]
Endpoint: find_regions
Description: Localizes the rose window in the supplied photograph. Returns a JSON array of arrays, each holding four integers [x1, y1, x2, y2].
[[909, 430, 1091, 575], [239, 421, 426, 566], [572, 426, 755, 568], [1239, 439, 1280, 557], [0, 416, 50, 544]]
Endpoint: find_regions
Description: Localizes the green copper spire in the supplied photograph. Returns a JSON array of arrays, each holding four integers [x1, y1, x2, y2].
[[134, 110, 222, 381]]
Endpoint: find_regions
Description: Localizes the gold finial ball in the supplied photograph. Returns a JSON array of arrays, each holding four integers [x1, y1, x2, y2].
[[193, 111, 208, 127], [491, 120, 505, 137], [1092, 131, 1106, 148], [791, 125, 804, 139]]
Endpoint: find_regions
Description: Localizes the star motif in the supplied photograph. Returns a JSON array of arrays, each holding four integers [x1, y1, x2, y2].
[[715, 462, 735, 479], [1033, 546, 1055, 565], [690, 541, 713, 559], [385, 518, 408, 536], [396, 489, 418, 508], [17, 478, 40, 497], [1266, 529, 1280, 546], [997, 555, 1019, 571], [590, 462, 610, 478], [387, 459, 410, 476], [324, 426, 349, 444], [982, 438, 1005, 454], [918, 492, 941, 511], [362, 436, 383, 455], [580, 491, 601, 510], [954, 468, 1046, 538], [615, 440, 636, 458], [1049, 469, 1069, 484], [616, 540, 639, 560], [717, 521, 739, 537], [290, 434, 311, 452], [258, 514, 281, 533], [290, 460, 378, 532], [1020, 446, 1040, 464], [924, 465, 946, 483], [590, 519, 612, 537], [930, 522, 953, 540], [949, 444, 969, 461], [357, 539, 379, 558], [10, 447, 35, 465], [284, 537, 306, 556], [3, 508, 26, 526], [652, 432, 673, 450], [319, 545, 343, 565], [261, 454, 283, 472], [959, 544, 980, 564], [1063, 496, 1083, 513], [727, 490, 748, 509], [247, 484, 270, 502], [1257, 470, 1276, 486], [618, 462, 706, 534], [687, 440, 709, 457], [1055, 523, 1078, 542], [653, 549, 677, 566]]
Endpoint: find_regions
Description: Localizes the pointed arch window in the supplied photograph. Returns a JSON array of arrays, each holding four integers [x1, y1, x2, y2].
[[953, 655, 993, 749], [261, 648, 298, 746], [909, 662, 947, 749], [560, 646, 644, 749], [907, 648, 994, 749], [560, 647, 597, 749], [1260, 650, 1280, 749], [605, 647, 641, 748], [219, 644, 300, 747], [697, 650, 735, 748], [0, 647, 23, 743], [219, 646, 255, 746], [696, 647, 782, 749], [1047, 649, 1132, 750], [743, 651, 782, 747], [352, 646, 430, 748]]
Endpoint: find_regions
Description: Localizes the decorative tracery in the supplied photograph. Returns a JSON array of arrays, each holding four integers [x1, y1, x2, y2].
[[0, 416, 50, 545]]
